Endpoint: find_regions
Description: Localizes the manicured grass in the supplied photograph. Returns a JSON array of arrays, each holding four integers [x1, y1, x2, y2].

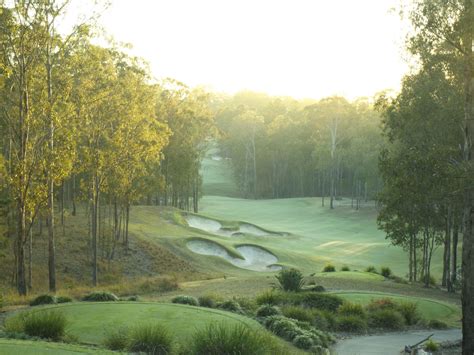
[[332, 291, 461, 327], [16, 302, 261, 346], [0, 339, 115, 354], [316, 271, 385, 281]]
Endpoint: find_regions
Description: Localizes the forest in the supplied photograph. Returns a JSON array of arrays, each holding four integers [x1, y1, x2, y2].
[[0, 0, 472, 354]]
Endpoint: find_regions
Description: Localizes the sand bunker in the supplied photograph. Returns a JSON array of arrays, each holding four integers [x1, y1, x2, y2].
[[185, 215, 278, 237], [187, 240, 281, 272]]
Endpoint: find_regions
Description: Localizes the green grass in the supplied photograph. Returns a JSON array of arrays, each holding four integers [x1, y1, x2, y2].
[[332, 291, 461, 327], [0, 339, 116, 354], [11, 302, 261, 346]]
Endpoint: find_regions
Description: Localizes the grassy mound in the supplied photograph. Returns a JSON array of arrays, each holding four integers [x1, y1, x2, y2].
[[7, 302, 261, 346]]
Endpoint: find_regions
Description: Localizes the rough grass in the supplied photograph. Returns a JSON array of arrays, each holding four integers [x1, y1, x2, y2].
[[0, 339, 117, 354]]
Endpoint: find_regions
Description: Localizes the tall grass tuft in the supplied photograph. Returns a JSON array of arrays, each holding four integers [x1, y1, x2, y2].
[[128, 323, 174, 355], [23, 311, 68, 340], [275, 268, 305, 292], [103, 326, 129, 351], [187, 323, 281, 355]]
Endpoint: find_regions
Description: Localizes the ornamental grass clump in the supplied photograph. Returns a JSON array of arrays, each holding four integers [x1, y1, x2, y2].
[[275, 268, 305, 292]]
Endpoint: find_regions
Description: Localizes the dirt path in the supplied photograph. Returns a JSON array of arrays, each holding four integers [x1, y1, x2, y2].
[[334, 329, 462, 354]]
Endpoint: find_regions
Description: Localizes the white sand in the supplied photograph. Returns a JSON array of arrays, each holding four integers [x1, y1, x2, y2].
[[187, 240, 281, 272]]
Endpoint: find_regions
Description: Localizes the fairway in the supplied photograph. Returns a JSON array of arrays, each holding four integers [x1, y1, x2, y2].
[[0, 339, 115, 354], [333, 291, 461, 327], [20, 302, 261, 345]]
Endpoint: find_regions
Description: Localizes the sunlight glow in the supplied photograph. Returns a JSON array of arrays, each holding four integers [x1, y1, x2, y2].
[[98, 0, 409, 99]]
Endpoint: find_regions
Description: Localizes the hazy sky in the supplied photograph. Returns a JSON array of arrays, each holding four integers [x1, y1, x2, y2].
[[97, 0, 410, 100]]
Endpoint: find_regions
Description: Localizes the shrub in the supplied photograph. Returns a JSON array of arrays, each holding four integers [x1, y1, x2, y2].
[[428, 319, 448, 329], [198, 294, 220, 308], [282, 305, 313, 323], [126, 295, 139, 302], [30, 294, 56, 306], [255, 290, 282, 305], [82, 291, 118, 302], [320, 311, 337, 331], [187, 323, 281, 355], [23, 311, 67, 340], [365, 266, 378, 274], [338, 302, 367, 318], [300, 293, 343, 312], [293, 334, 314, 349], [103, 327, 129, 351], [422, 274, 437, 287], [171, 295, 199, 306], [368, 309, 405, 330], [128, 323, 174, 355], [234, 297, 258, 314], [256, 304, 281, 318], [397, 302, 420, 325], [275, 268, 305, 292], [424, 339, 439, 352], [56, 296, 73, 304], [380, 267, 392, 278], [312, 310, 330, 331], [337, 316, 368, 333], [341, 266, 350, 272], [309, 285, 326, 292], [267, 317, 301, 340], [218, 300, 242, 313], [322, 264, 335, 272]]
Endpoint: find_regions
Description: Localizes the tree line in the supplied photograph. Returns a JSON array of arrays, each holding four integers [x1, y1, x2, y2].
[[215, 92, 384, 207], [0, 0, 214, 296], [376, 1, 473, 353]]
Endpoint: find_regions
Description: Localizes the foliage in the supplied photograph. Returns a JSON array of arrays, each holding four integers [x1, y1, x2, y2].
[[281, 305, 314, 323], [336, 315, 368, 333], [341, 266, 350, 271], [322, 264, 336, 272], [256, 290, 282, 305], [198, 294, 220, 308], [103, 327, 129, 351], [365, 266, 377, 274], [366, 298, 397, 312], [128, 323, 174, 355], [82, 292, 119, 302], [300, 293, 343, 312], [186, 323, 281, 355], [428, 319, 448, 329], [424, 339, 439, 352], [256, 304, 281, 318], [171, 295, 199, 306], [30, 295, 56, 307], [397, 302, 420, 325], [293, 334, 314, 349], [275, 268, 305, 292], [368, 309, 405, 330], [338, 302, 367, 318], [218, 300, 242, 313], [380, 267, 392, 278], [23, 311, 68, 340], [56, 296, 73, 304]]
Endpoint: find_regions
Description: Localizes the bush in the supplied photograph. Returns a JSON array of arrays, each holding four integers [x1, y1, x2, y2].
[[82, 291, 118, 302], [128, 323, 174, 355], [397, 302, 420, 325], [282, 305, 313, 323], [267, 317, 301, 340], [341, 266, 350, 272], [338, 302, 367, 318], [309, 285, 326, 292], [368, 309, 405, 330], [126, 295, 139, 302], [256, 304, 281, 318], [300, 293, 343, 312], [312, 310, 330, 331], [256, 290, 282, 305], [428, 319, 448, 329], [187, 323, 281, 355], [293, 334, 314, 349], [56, 296, 73, 304], [30, 294, 56, 306], [23, 311, 67, 340], [337, 316, 368, 333], [103, 327, 129, 351], [218, 300, 242, 313], [275, 268, 305, 292], [380, 267, 392, 278], [365, 266, 378, 274], [424, 339, 439, 352], [234, 297, 257, 314], [322, 264, 335, 272], [171, 295, 199, 306], [320, 311, 337, 331], [198, 294, 219, 308]]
